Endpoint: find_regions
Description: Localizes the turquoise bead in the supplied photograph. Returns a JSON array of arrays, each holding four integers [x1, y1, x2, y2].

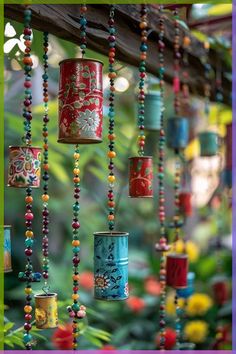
[[72, 303, 80, 311], [80, 18, 87, 26], [25, 238, 34, 247], [73, 247, 80, 253], [140, 43, 148, 51], [23, 333, 32, 343]]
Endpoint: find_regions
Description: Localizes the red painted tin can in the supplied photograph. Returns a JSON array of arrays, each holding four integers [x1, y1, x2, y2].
[[166, 253, 188, 289], [58, 58, 103, 144], [179, 192, 192, 217], [8, 146, 41, 188], [212, 276, 229, 306], [226, 123, 232, 169], [129, 156, 153, 198]]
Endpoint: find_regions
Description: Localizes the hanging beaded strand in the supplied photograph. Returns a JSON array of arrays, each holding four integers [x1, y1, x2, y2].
[[156, 5, 167, 350], [203, 40, 211, 117], [41, 31, 50, 287], [66, 5, 88, 350], [107, 5, 117, 231], [22, 6, 35, 349], [137, 4, 148, 156]]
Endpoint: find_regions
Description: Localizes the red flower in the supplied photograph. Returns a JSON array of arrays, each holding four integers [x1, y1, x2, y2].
[[100, 345, 117, 350], [144, 276, 161, 296], [155, 327, 176, 350], [52, 323, 73, 350], [79, 271, 94, 290], [126, 296, 145, 313]]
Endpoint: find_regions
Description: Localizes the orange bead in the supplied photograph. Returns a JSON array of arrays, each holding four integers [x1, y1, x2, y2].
[[73, 177, 80, 183], [108, 72, 117, 79], [107, 151, 116, 158], [73, 168, 80, 175], [108, 201, 115, 207], [43, 144, 48, 150], [24, 305, 32, 313], [183, 36, 191, 47], [72, 240, 80, 247], [204, 41, 210, 50], [73, 274, 80, 281], [24, 40, 32, 47], [25, 196, 33, 203], [109, 52, 115, 58], [43, 132, 48, 137], [74, 153, 80, 160], [108, 175, 115, 183], [43, 164, 49, 171], [43, 97, 49, 103], [23, 57, 32, 65], [139, 22, 147, 29], [43, 82, 48, 88], [72, 294, 79, 300], [140, 54, 147, 60], [108, 133, 116, 140], [42, 194, 49, 202], [25, 230, 34, 238], [108, 215, 114, 221]]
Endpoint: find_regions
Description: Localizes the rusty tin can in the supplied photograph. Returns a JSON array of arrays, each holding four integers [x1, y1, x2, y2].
[[179, 192, 192, 217], [166, 253, 188, 289], [166, 117, 189, 150], [226, 123, 232, 169], [58, 58, 103, 144], [94, 231, 129, 301], [4, 225, 12, 273], [35, 293, 58, 329], [8, 146, 41, 188], [129, 156, 153, 198]]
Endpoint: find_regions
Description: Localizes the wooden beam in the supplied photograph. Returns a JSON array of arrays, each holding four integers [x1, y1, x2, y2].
[[4, 4, 231, 105]]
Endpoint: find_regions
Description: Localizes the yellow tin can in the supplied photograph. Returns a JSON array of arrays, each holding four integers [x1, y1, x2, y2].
[[35, 293, 58, 329]]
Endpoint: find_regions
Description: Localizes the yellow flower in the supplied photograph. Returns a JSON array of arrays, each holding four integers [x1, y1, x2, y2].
[[184, 320, 208, 343], [166, 292, 185, 316], [186, 293, 213, 316], [168, 240, 199, 263]]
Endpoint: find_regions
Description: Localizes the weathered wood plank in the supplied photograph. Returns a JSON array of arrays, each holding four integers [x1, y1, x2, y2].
[[4, 4, 231, 105]]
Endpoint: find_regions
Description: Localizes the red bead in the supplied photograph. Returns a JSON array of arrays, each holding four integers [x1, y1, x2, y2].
[[43, 272, 49, 279], [24, 81, 32, 88], [25, 248, 32, 256], [25, 314, 32, 321], [24, 323, 32, 330], [72, 221, 80, 229], [25, 212, 34, 220], [73, 286, 79, 292]]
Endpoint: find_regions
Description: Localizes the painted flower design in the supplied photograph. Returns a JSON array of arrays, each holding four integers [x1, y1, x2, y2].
[[76, 109, 99, 132], [94, 274, 110, 290], [124, 282, 129, 297], [35, 308, 47, 327]]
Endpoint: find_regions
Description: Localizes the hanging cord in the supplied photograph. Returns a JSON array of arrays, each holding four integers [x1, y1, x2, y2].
[[173, 8, 181, 117], [182, 35, 191, 109], [107, 5, 117, 231], [203, 40, 211, 117], [79, 4, 87, 58], [20, 6, 35, 349], [157, 5, 167, 350], [137, 4, 148, 156], [41, 31, 50, 292]]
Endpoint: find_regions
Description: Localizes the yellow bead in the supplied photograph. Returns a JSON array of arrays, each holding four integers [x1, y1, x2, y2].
[[72, 240, 80, 247], [73, 168, 80, 175], [74, 162, 79, 168], [138, 135, 146, 140], [24, 305, 32, 313], [204, 41, 210, 50], [25, 230, 34, 238], [72, 294, 79, 300], [42, 194, 49, 202], [25, 288, 32, 294], [108, 151, 116, 158], [108, 175, 115, 183], [74, 153, 80, 160], [72, 343, 77, 349]]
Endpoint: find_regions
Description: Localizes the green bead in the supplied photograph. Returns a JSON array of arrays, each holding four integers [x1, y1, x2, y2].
[[73, 203, 80, 211], [73, 247, 80, 253], [43, 265, 49, 271], [25, 238, 34, 247], [72, 303, 80, 311]]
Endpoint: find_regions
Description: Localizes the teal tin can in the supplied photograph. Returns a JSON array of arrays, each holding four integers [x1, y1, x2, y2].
[[4, 225, 12, 273], [198, 131, 218, 156], [144, 92, 161, 131], [93, 231, 129, 301], [166, 117, 189, 150]]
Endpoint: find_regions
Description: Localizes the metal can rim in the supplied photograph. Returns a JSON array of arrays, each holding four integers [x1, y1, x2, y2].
[[168, 116, 188, 122], [128, 156, 153, 159], [9, 145, 42, 150], [93, 231, 129, 237], [4, 225, 12, 228], [34, 293, 57, 298], [167, 253, 188, 259], [59, 58, 104, 66]]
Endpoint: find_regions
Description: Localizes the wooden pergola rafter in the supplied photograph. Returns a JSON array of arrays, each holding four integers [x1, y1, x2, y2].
[[4, 4, 232, 106]]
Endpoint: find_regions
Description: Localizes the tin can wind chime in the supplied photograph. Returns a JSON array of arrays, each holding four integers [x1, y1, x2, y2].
[[4, 225, 12, 273], [94, 5, 129, 302], [34, 32, 58, 330], [144, 91, 162, 131], [166, 9, 189, 349], [7, 6, 42, 349], [129, 5, 153, 198], [57, 6, 100, 349]]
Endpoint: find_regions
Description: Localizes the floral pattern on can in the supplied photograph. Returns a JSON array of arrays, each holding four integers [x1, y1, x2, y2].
[[4, 226, 12, 273], [8, 146, 41, 188], [35, 293, 58, 329], [129, 156, 153, 198], [58, 59, 103, 144], [94, 232, 129, 301]]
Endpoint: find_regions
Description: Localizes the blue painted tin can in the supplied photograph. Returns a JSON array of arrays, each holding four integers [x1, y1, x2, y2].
[[4, 225, 12, 273], [144, 92, 161, 131], [166, 117, 189, 150], [93, 231, 129, 301], [198, 131, 218, 156], [176, 272, 195, 299], [223, 168, 232, 188]]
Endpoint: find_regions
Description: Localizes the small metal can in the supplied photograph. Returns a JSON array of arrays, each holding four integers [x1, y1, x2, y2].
[[129, 156, 153, 198], [94, 231, 129, 301], [4, 225, 12, 273], [226, 123, 232, 168], [166, 253, 188, 289], [144, 92, 161, 131], [223, 168, 232, 188], [179, 192, 192, 217], [8, 146, 41, 188], [58, 58, 103, 144], [35, 293, 58, 329], [166, 117, 189, 150], [176, 272, 195, 298], [198, 131, 218, 156], [211, 275, 229, 306]]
